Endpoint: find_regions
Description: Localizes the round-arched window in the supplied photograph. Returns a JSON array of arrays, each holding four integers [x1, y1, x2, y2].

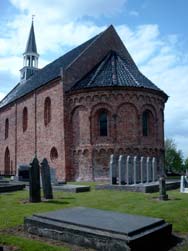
[[23, 107, 28, 132], [50, 147, 58, 161], [44, 97, 51, 126], [99, 111, 108, 136]]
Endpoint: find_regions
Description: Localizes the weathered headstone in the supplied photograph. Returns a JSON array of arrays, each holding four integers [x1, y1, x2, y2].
[[152, 157, 157, 182], [159, 176, 168, 200], [41, 158, 53, 199], [140, 156, 145, 183], [50, 167, 58, 184], [126, 156, 133, 184], [29, 157, 41, 203], [133, 156, 137, 184], [18, 165, 30, 181], [110, 155, 118, 184], [146, 157, 150, 183], [118, 155, 126, 185], [180, 176, 188, 193]]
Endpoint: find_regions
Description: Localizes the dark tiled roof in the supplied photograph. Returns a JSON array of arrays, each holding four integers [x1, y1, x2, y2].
[[71, 51, 162, 92], [25, 21, 38, 54], [0, 34, 99, 108]]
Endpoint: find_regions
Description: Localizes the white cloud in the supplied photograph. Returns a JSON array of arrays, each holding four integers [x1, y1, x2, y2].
[[0, 92, 6, 101], [129, 10, 139, 16], [10, 0, 127, 21]]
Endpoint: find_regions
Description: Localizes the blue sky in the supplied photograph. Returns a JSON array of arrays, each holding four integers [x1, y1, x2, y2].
[[0, 0, 188, 157]]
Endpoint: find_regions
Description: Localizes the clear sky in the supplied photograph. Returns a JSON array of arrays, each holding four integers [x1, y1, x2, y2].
[[0, 0, 188, 157]]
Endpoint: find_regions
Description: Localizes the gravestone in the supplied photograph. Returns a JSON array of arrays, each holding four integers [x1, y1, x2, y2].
[[29, 157, 41, 203], [50, 168, 58, 184], [18, 165, 30, 181], [41, 158, 53, 199], [159, 176, 168, 200], [180, 176, 188, 193], [140, 156, 146, 183], [118, 155, 126, 185], [152, 157, 157, 182], [127, 156, 134, 184], [110, 155, 118, 184]]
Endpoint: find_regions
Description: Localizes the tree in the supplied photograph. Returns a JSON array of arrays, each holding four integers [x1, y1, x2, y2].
[[184, 157, 188, 173], [165, 138, 184, 173]]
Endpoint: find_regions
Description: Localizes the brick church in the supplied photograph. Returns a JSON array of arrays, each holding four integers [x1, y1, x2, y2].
[[0, 21, 168, 181]]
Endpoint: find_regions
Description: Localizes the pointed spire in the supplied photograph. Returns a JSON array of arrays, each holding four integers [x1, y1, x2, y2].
[[20, 16, 39, 82], [25, 17, 38, 54]]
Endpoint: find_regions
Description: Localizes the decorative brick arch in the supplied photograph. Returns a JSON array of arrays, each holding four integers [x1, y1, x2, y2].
[[90, 103, 113, 143], [140, 104, 157, 143], [4, 147, 10, 175], [116, 103, 139, 144], [71, 105, 90, 146]]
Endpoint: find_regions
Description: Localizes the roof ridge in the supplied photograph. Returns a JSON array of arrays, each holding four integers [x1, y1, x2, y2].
[[117, 55, 140, 86], [65, 30, 105, 71]]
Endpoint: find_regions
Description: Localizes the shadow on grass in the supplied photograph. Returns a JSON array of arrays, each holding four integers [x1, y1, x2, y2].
[[151, 196, 182, 201], [57, 197, 75, 200], [43, 200, 70, 205]]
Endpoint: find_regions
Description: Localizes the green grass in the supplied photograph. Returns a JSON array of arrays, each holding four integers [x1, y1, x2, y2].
[[0, 184, 188, 250]]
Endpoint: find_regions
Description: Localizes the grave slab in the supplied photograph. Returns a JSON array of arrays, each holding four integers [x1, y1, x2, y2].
[[0, 183, 25, 193], [53, 184, 90, 193], [24, 207, 172, 251]]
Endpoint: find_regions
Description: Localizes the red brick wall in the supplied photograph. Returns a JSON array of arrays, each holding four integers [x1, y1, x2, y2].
[[65, 87, 166, 181], [0, 105, 16, 174], [17, 94, 35, 166], [36, 80, 65, 179], [0, 80, 66, 180]]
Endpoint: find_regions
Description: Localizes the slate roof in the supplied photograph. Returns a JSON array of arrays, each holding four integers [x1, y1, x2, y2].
[[71, 51, 163, 92], [25, 21, 38, 54], [0, 34, 99, 108]]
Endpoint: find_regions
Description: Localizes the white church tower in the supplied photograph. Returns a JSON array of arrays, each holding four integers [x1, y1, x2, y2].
[[20, 17, 39, 82]]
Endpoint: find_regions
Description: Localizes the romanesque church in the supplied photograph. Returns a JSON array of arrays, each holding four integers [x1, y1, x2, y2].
[[0, 21, 168, 181]]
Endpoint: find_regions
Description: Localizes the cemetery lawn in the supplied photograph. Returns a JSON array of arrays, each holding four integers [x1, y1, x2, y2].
[[0, 184, 188, 250]]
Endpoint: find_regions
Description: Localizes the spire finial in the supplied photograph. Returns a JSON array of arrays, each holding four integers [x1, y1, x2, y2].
[[32, 14, 35, 22]]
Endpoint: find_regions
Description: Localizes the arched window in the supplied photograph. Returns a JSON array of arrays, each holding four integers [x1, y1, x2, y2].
[[5, 118, 9, 139], [99, 111, 108, 136], [44, 97, 51, 126], [142, 110, 153, 136], [4, 147, 10, 175], [50, 147, 58, 161], [23, 107, 28, 132]]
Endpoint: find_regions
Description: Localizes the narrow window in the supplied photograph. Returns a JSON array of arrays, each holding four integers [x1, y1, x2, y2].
[[44, 97, 51, 126], [23, 107, 28, 132], [50, 147, 58, 161], [4, 147, 10, 175], [142, 110, 149, 136], [5, 118, 9, 139], [99, 111, 108, 136]]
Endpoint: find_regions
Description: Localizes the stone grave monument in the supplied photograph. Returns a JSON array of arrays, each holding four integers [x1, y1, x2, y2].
[[24, 207, 172, 251], [41, 158, 53, 199], [180, 175, 188, 193], [96, 154, 180, 193], [159, 176, 168, 200], [29, 157, 41, 202]]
